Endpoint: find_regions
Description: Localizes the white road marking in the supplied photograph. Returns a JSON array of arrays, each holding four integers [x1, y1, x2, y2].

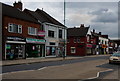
[[2, 67, 48, 75], [86, 69, 114, 80], [37, 67, 47, 70]]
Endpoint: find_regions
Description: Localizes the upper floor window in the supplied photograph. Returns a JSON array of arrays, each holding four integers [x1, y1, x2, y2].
[[48, 30, 54, 37], [40, 24, 44, 31], [8, 23, 22, 33], [28, 27, 37, 35], [59, 29, 62, 38], [77, 38, 80, 43], [67, 39, 70, 43], [74, 38, 77, 43]]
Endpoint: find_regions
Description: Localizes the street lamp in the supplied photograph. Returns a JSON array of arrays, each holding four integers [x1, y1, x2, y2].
[[63, 0, 66, 60]]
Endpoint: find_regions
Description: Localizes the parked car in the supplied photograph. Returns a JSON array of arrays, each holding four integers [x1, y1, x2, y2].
[[109, 52, 120, 64]]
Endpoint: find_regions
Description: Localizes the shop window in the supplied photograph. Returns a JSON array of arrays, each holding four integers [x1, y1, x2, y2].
[[48, 30, 54, 37], [8, 23, 22, 33], [71, 47, 76, 53], [28, 27, 37, 35], [59, 29, 62, 38]]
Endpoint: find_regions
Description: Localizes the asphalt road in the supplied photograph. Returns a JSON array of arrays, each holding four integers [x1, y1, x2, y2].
[[97, 63, 120, 80], [2, 55, 109, 74]]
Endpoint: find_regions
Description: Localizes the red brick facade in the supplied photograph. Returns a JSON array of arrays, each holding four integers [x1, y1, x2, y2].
[[67, 36, 87, 56], [2, 16, 41, 60]]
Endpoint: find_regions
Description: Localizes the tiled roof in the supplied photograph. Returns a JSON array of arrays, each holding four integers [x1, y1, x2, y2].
[[2, 3, 39, 24], [67, 27, 89, 37], [24, 8, 66, 27]]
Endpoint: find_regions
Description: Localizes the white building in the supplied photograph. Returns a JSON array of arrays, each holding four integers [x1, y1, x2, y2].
[[99, 36, 109, 54], [44, 22, 67, 57]]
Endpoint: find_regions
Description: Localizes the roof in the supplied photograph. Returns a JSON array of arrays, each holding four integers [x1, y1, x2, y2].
[[2, 3, 39, 24], [67, 27, 89, 37], [24, 8, 66, 27]]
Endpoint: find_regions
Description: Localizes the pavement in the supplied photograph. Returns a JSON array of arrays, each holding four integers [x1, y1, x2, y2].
[[1, 54, 110, 66]]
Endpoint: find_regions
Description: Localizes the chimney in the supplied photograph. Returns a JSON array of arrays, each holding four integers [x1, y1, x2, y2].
[[99, 32, 101, 35], [80, 24, 84, 28], [13, 1, 23, 10]]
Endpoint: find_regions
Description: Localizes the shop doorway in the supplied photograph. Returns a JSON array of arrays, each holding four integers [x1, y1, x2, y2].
[[26, 44, 45, 58]]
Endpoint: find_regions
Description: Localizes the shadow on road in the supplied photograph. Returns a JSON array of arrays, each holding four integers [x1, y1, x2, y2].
[[96, 63, 119, 70]]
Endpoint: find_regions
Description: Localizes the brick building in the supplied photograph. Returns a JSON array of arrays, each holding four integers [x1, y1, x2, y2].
[[2, 2, 45, 60], [24, 8, 67, 57], [67, 24, 89, 56]]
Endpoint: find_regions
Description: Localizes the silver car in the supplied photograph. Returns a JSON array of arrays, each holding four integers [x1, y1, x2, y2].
[[109, 52, 120, 64]]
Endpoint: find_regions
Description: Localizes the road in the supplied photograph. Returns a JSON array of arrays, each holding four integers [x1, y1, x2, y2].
[[2, 55, 120, 80], [2, 55, 109, 73]]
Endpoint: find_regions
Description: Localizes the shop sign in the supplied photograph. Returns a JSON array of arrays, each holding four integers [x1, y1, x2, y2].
[[102, 44, 107, 48], [86, 44, 92, 48], [7, 37, 25, 41], [26, 38, 45, 44], [37, 31, 45, 37]]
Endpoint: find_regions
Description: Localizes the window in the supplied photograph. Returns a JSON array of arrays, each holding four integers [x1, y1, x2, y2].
[[48, 30, 54, 37], [102, 40, 104, 44], [40, 24, 44, 31], [50, 42, 56, 45], [8, 23, 22, 33], [59, 29, 62, 38], [71, 47, 76, 53], [67, 39, 70, 43], [74, 38, 77, 43], [77, 38, 80, 43], [28, 27, 37, 35]]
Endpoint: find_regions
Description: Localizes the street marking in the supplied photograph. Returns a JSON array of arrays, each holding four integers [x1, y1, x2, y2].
[[37, 67, 47, 70], [2, 70, 35, 75], [78, 69, 114, 81]]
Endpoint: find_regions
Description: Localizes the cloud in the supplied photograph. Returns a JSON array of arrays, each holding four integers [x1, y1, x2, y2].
[[89, 8, 118, 23], [90, 23, 118, 38]]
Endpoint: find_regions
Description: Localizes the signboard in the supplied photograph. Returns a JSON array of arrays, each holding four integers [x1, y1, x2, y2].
[[26, 38, 45, 44], [86, 44, 92, 48], [102, 44, 107, 48], [37, 31, 45, 37], [7, 36, 25, 42]]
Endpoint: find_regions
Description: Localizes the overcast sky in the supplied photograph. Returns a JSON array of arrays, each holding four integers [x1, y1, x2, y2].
[[1, 0, 120, 39]]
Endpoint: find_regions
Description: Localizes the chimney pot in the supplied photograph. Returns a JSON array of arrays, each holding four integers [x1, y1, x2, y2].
[[80, 24, 84, 28], [13, 1, 23, 10]]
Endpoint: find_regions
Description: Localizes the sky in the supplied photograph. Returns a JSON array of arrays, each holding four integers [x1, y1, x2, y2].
[[1, 0, 120, 39]]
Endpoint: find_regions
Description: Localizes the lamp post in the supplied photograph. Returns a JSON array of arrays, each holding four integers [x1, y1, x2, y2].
[[63, 0, 66, 60]]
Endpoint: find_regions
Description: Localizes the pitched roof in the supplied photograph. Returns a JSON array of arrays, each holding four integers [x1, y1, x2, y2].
[[2, 3, 39, 24], [24, 8, 66, 27], [67, 27, 89, 37]]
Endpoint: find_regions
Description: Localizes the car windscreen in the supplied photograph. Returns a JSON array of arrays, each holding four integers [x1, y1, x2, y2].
[[112, 53, 120, 57]]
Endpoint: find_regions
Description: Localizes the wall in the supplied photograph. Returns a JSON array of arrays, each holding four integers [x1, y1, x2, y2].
[[2, 16, 41, 59], [67, 36, 87, 56]]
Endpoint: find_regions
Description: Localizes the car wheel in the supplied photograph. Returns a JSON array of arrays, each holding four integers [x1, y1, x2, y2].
[[109, 61, 112, 64]]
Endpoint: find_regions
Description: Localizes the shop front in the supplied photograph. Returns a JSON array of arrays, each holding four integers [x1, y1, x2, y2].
[[58, 39, 65, 57], [5, 36, 26, 60], [26, 38, 45, 58], [46, 46, 56, 56], [86, 44, 92, 55]]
